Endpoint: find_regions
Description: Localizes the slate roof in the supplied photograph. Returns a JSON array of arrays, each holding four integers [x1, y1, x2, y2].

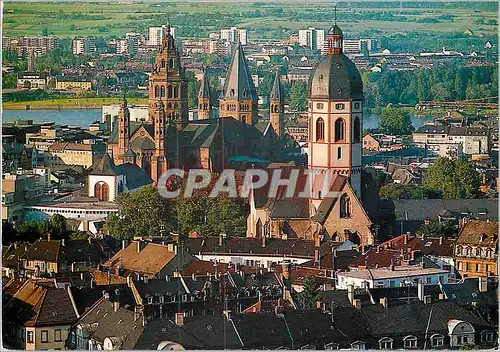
[[361, 300, 490, 337], [90, 153, 117, 176], [308, 53, 363, 100], [23, 239, 60, 262], [442, 278, 498, 307], [338, 264, 448, 280], [58, 239, 104, 263], [198, 71, 211, 99], [311, 175, 348, 224], [2, 244, 30, 268], [5, 280, 78, 327], [391, 199, 498, 221], [70, 284, 134, 316], [269, 70, 282, 101], [114, 163, 153, 189], [133, 278, 187, 299], [414, 125, 451, 135], [183, 237, 316, 258], [222, 44, 258, 101]]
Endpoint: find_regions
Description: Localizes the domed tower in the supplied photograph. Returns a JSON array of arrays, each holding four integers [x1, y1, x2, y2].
[[307, 23, 363, 213]]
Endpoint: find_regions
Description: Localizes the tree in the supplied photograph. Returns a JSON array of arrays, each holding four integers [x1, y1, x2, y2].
[[379, 183, 441, 200], [104, 186, 176, 239], [289, 82, 307, 111], [51, 214, 67, 235], [423, 157, 481, 199], [297, 277, 320, 309], [378, 106, 414, 135], [417, 220, 456, 237]]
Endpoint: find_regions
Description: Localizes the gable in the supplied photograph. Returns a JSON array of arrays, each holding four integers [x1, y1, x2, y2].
[[130, 125, 154, 141]]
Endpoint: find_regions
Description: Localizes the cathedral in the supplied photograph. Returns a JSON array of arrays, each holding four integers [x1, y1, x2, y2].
[[246, 23, 379, 246], [107, 24, 284, 184]]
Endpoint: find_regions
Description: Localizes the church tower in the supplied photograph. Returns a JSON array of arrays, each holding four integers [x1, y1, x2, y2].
[[150, 98, 168, 184], [148, 24, 188, 131], [307, 23, 364, 213], [118, 97, 130, 163], [269, 70, 284, 137], [218, 44, 258, 126], [197, 70, 211, 120]]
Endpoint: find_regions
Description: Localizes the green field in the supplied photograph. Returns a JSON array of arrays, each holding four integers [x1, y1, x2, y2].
[[2, 97, 148, 110], [3, 1, 498, 39]]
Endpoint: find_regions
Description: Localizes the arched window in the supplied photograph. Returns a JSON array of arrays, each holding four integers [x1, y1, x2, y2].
[[117, 180, 124, 194], [403, 335, 418, 349], [169, 58, 175, 68], [174, 86, 179, 98], [242, 115, 247, 125], [456, 246, 462, 256], [94, 182, 109, 201], [316, 118, 325, 141], [430, 334, 444, 348], [335, 118, 345, 142], [154, 85, 159, 98], [354, 117, 361, 143], [378, 337, 393, 350], [337, 147, 342, 160], [160, 86, 165, 98], [465, 247, 472, 256], [481, 330, 494, 343], [475, 248, 482, 257], [161, 59, 165, 68], [167, 85, 173, 98], [340, 193, 351, 218]]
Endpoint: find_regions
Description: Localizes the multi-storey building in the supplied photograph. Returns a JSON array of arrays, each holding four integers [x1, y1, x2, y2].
[[46, 142, 106, 168], [148, 25, 176, 46], [298, 28, 325, 51], [455, 220, 498, 278], [220, 27, 247, 45]]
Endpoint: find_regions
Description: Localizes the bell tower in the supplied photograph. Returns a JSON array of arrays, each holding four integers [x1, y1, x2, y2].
[[197, 70, 211, 120], [269, 70, 284, 137], [150, 98, 167, 184], [118, 97, 130, 164], [307, 23, 364, 214], [148, 23, 188, 131]]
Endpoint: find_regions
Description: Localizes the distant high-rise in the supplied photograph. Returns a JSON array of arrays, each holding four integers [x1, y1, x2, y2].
[[298, 28, 325, 51], [220, 27, 247, 45], [148, 25, 176, 46]]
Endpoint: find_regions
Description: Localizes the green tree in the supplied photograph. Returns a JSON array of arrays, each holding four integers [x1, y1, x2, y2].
[[378, 106, 414, 135], [423, 157, 480, 199], [2, 73, 17, 89], [297, 277, 320, 309], [379, 183, 441, 200], [289, 82, 307, 111], [51, 214, 67, 235], [417, 220, 455, 237], [186, 71, 201, 109], [104, 186, 175, 239]]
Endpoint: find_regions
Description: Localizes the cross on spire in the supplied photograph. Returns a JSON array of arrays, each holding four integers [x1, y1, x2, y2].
[[334, 5, 337, 25]]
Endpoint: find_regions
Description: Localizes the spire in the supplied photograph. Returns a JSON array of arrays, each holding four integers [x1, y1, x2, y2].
[[269, 70, 282, 101], [334, 5, 337, 25], [222, 43, 257, 101], [198, 70, 211, 99]]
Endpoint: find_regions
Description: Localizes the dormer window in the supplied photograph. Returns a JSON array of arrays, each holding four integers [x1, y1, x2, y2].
[[378, 337, 393, 350], [403, 336, 418, 349], [430, 334, 444, 347]]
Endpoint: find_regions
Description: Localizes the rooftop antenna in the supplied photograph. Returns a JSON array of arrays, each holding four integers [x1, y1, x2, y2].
[[334, 5, 337, 25]]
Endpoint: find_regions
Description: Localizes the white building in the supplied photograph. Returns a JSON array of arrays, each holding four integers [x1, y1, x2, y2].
[[72, 39, 85, 55], [336, 264, 452, 289], [116, 39, 128, 54], [102, 104, 149, 131], [298, 28, 325, 51], [148, 26, 176, 46], [220, 27, 247, 45]]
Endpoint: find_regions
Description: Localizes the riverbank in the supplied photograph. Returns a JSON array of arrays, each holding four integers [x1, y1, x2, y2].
[[2, 97, 148, 110]]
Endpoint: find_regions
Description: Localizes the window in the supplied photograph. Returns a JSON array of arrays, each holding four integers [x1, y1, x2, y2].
[[41, 330, 49, 343], [350, 341, 367, 350], [55, 329, 62, 342], [426, 277, 432, 284], [353, 117, 361, 143], [337, 147, 342, 160], [458, 262, 463, 271], [354, 102, 360, 109], [334, 118, 345, 142], [430, 334, 444, 347], [316, 118, 325, 141], [475, 248, 482, 257], [465, 247, 472, 256], [403, 336, 418, 349], [340, 194, 351, 218], [475, 263, 481, 272], [379, 337, 393, 350], [481, 330, 494, 343], [27, 331, 34, 343], [316, 103, 324, 109], [335, 103, 345, 110]]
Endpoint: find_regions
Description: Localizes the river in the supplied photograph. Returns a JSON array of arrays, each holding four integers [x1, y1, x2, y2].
[[2, 109, 434, 130]]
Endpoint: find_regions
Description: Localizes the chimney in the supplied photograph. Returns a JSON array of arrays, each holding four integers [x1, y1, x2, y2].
[[113, 289, 120, 312], [420, 261, 425, 269], [136, 240, 144, 253], [175, 312, 184, 326], [71, 262, 76, 272], [262, 235, 266, 247], [347, 284, 355, 304], [316, 300, 322, 309], [418, 280, 425, 302], [122, 240, 127, 250], [439, 236, 443, 245], [424, 218, 430, 225], [353, 299, 361, 309], [134, 306, 142, 322], [218, 233, 224, 247], [223, 310, 231, 320], [314, 235, 321, 264], [376, 246, 380, 253], [103, 290, 110, 300], [410, 250, 415, 261], [380, 297, 388, 309], [114, 264, 121, 277], [423, 295, 432, 305], [390, 259, 395, 271], [165, 275, 170, 282], [478, 276, 488, 292], [47, 233, 51, 242], [239, 270, 245, 279], [61, 238, 65, 246], [80, 272, 84, 280], [404, 233, 408, 245], [192, 273, 196, 281]]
